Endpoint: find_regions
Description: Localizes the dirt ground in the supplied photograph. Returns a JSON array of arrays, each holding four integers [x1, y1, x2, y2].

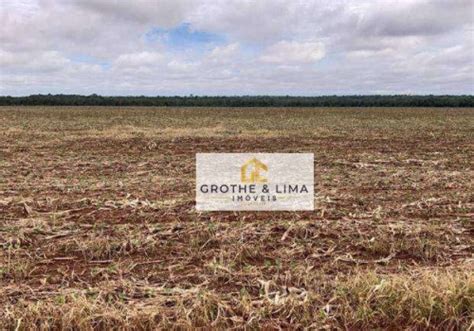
[[0, 107, 473, 330]]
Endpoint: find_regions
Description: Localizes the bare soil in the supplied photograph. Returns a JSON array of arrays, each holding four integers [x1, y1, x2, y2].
[[0, 107, 472, 330]]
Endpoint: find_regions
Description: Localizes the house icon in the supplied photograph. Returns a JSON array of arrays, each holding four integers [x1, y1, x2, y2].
[[241, 158, 268, 183]]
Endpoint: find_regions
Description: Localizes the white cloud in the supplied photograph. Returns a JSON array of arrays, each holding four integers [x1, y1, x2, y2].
[[0, 0, 473, 95], [354, 0, 472, 37], [260, 41, 325, 64], [114, 52, 165, 68], [167, 60, 198, 72], [189, 0, 301, 43], [208, 43, 240, 62], [1, 50, 70, 72], [74, 0, 192, 27]]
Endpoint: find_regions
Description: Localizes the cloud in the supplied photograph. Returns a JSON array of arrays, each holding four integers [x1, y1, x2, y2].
[[114, 52, 165, 68], [0, 0, 473, 95], [260, 41, 325, 64], [1, 50, 71, 72], [207, 43, 240, 63], [188, 0, 301, 43], [71, 0, 192, 26], [354, 0, 472, 37]]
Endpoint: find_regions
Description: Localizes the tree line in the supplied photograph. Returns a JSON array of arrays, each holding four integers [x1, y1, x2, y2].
[[0, 94, 472, 107]]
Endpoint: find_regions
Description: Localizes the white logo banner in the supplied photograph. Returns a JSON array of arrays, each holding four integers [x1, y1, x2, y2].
[[196, 153, 314, 211]]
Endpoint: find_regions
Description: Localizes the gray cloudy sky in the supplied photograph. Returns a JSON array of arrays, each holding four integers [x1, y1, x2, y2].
[[1, 0, 473, 96]]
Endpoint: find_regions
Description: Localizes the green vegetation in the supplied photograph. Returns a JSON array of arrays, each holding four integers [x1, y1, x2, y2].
[[1, 94, 473, 107]]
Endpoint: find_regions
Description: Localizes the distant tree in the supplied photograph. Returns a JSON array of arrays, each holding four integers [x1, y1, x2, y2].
[[0, 94, 472, 107]]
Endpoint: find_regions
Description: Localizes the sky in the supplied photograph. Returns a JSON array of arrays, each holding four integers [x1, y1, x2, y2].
[[0, 0, 473, 96]]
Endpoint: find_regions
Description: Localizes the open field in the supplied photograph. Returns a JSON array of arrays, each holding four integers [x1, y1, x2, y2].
[[0, 106, 473, 330]]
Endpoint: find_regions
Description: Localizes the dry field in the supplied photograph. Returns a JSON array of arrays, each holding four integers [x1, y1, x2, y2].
[[0, 106, 473, 330]]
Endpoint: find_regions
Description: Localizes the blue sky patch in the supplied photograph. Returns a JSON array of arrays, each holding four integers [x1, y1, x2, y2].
[[145, 23, 225, 50], [69, 54, 110, 69]]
